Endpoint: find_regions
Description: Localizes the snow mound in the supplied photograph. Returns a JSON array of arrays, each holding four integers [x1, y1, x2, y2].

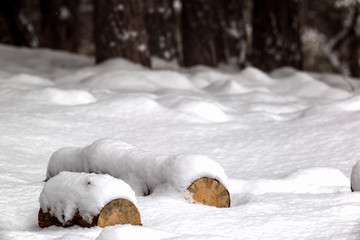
[[0, 45, 92, 78], [5, 74, 54, 87], [187, 68, 233, 88], [165, 235, 234, 240], [229, 168, 350, 195], [238, 67, 273, 85], [351, 161, 360, 191], [96, 225, 175, 240], [79, 71, 159, 92], [273, 72, 350, 99], [160, 97, 229, 122], [46, 139, 228, 195], [94, 96, 164, 117], [336, 95, 360, 111], [54, 234, 92, 240], [77, 69, 196, 93], [96, 58, 146, 71], [270, 67, 298, 78], [142, 71, 196, 90], [28, 88, 96, 105], [164, 154, 228, 191], [204, 80, 267, 95], [40, 172, 136, 225]]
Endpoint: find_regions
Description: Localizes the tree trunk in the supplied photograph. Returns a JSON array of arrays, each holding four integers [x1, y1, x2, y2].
[[181, 0, 218, 67], [78, 0, 95, 56], [40, 0, 81, 52], [348, 4, 360, 78], [214, 0, 247, 68], [94, 0, 151, 66], [0, 0, 40, 47], [145, 0, 179, 62], [251, 0, 302, 71], [181, 0, 247, 67]]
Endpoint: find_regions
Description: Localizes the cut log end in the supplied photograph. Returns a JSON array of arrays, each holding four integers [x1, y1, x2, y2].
[[38, 198, 141, 228], [188, 177, 230, 208], [97, 198, 142, 227]]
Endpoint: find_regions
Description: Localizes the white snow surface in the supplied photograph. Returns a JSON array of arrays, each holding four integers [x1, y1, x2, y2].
[[1, 44, 360, 239], [40, 172, 137, 224], [46, 139, 228, 195]]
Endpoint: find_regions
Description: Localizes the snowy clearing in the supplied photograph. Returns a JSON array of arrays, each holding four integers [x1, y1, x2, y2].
[[1, 44, 360, 239]]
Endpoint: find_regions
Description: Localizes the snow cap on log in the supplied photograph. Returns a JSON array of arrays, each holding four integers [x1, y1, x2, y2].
[[39, 172, 137, 225], [46, 138, 228, 196]]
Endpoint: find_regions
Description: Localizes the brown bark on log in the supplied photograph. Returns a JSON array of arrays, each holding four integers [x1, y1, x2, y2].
[[38, 198, 142, 228], [94, 0, 151, 66]]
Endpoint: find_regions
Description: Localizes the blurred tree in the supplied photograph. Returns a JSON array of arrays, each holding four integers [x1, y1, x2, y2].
[[302, 0, 360, 78], [78, 0, 95, 56], [181, 0, 218, 67], [0, 0, 40, 47], [251, 0, 302, 71], [145, 0, 180, 62], [40, 0, 81, 52], [94, 0, 151, 66], [181, 0, 247, 67], [214, 0, 247, 68], [348, 4, 360, 77]]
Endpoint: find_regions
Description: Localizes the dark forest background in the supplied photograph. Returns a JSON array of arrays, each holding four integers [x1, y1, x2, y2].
[[0, 0, 359, 78]]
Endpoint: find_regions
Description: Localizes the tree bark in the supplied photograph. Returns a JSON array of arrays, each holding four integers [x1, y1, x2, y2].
[[251, 0, 302, 71], [348, 4, 360, 78], [40, 0, 81, 52], [215, 0, 247, 67], [145, 0, 179, 62], [181, 0, 218, 67], [94, 0, 151, 66], [181, 0, 247, 67], [0, 0, 40, 47]]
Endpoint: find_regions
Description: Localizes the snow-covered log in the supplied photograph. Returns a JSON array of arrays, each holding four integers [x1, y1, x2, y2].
[[38, 172, 141, 228], [46, 139, 230, 208], [351, 161, 360, 191]]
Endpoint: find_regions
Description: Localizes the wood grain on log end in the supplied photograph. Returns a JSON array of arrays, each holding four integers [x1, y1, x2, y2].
[[97, 198, 142, 227], [38, 198, 141, 228], [188, 177, 230, 208]]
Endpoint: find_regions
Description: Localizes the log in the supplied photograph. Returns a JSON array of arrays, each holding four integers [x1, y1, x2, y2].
[[38, 198, 141, 228], [188, 177, 230, 208]]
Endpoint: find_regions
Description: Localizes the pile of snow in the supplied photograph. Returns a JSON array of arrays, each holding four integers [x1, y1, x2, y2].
[[158, 97, 230, 122], [46, 139, 228, 195], [229, 167, 350, 195], [96, 225, 175, 240], [40, 172, 136, 225], [27, 88, 97, 105]]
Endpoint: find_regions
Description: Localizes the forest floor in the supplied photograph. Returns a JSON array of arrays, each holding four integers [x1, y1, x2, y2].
[[1, 44, 360, 239]]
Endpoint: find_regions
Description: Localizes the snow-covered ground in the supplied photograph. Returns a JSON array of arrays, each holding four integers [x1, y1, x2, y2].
[[1, 44, 360, 239]]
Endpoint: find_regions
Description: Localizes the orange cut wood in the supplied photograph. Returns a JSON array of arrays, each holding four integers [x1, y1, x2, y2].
[[188, 177, 230, 208], [38, 198, 141, 228], [97, 198, 142, 227]]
